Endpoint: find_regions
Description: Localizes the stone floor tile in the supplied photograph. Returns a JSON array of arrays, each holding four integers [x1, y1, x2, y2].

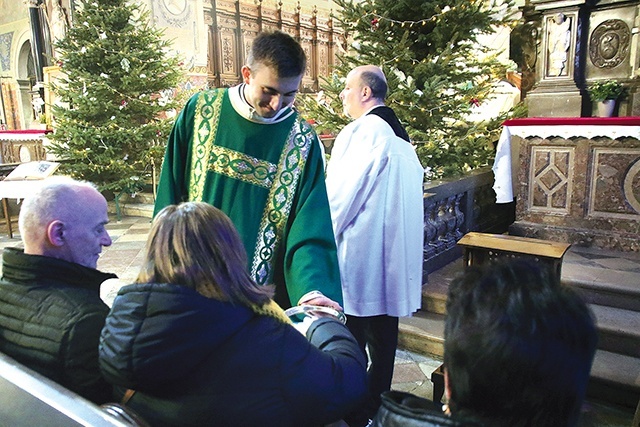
[[392, 361, 428, 384], [591, 257, 640, 272]]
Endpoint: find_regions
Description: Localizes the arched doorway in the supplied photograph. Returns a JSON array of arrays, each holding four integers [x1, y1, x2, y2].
[[16, 40, 38, 129]]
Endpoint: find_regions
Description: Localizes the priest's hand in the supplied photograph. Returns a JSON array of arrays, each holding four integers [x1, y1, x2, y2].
[[298, 291, 343, 311]]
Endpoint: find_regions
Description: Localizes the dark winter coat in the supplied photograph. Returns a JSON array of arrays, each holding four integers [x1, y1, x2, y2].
[[372, 391, 485, 427], [0, 247, 116, 403], [99, 282, 368, 427]]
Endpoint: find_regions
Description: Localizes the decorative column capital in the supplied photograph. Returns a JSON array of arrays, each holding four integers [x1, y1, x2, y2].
[[24, 0, 41, 7]]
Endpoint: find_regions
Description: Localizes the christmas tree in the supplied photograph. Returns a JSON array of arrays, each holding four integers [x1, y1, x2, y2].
[[48, 0, 184, 218], [299, 0, 525, 179]]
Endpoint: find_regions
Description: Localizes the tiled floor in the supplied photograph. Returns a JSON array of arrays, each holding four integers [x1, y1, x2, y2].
[[0, 215, 637, 425]]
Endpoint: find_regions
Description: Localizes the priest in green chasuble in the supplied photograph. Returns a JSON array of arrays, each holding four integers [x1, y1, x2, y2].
[[154, 31, 342, 310]]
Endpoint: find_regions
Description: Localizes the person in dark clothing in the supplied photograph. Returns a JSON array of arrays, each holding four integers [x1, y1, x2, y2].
[[372, 259, 598, 427], [0, 176, 115, 404], [99, 202, 367, 427]]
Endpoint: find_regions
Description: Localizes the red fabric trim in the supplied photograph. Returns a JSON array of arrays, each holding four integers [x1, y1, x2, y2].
[[0, 129, 52, 135], [502, 117, 640, 126]]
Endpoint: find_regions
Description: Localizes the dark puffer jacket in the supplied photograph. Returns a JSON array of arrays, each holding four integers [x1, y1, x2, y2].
[[99, 282, 367, 427], [0, 247, 117, 403], [373, 391, 485, 427]]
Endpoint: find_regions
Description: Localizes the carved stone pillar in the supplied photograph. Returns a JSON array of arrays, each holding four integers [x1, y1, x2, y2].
[[525, 0, 593, 117]]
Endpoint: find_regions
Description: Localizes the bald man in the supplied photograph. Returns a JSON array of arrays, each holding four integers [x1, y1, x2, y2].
[[326, 65, 425, 426], [0, 176, 116, 403]]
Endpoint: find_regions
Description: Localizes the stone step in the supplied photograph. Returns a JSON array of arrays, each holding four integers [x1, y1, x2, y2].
[[561, 248, 640, 312], [398, 311, 444, 358], [420, 250, 640, 359], [589, 350, 640, 408], [590, 304, 640, 358], [566, 273, 640, 312], [405, 303, 640, 360], [422, 258, 463, 315], [106, 192, 155, 219], [119, 192, 157, 205], [408, 300, 640, 358], [425, 250, 640, 314]]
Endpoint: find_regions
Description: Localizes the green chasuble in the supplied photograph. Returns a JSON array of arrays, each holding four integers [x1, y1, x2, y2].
[[155, 87, 343, 308]]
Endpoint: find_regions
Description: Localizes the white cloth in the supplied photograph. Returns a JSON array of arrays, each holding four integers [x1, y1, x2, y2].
[[492, 126, 513, 203], [326, 114, 424, 317]]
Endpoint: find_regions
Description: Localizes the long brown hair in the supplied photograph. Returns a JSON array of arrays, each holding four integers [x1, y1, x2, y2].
[[137, 202, 273, 306]]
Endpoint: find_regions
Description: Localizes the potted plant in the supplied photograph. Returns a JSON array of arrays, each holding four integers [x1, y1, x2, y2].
[[587, 80, 624, 117]]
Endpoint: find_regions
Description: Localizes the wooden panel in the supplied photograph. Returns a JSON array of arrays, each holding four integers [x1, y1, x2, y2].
[[207, 1, 344, 92]]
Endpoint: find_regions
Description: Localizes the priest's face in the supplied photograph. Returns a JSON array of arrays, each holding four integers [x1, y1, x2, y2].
[[241, 64, 302, 118], [340, 69, 364, 119]]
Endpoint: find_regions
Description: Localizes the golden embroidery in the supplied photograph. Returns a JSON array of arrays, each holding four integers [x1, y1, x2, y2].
[[209, 146, 277, 189], [250, 118, 314, 285], [189, 90, 224, 201], [189, 89, 314, 286]]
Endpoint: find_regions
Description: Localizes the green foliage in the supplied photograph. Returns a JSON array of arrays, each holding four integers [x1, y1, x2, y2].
[[48, 0, 184, 200], [298, 0, 526, 179], [587, 80, 624, 102]]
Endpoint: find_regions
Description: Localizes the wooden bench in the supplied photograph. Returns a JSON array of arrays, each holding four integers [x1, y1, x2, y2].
[[0, 351, 146, 426], [430, 232, 571, 404]]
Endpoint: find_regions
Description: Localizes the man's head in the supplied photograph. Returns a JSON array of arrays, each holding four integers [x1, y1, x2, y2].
[[241, 30, 307, 118], [340, 65, 387, 119], [444, 259, 597, 426], [18, 176, 112, 269]]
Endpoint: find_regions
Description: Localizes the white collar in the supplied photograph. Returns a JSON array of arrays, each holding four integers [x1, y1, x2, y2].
[[228, 84, 296, 124]]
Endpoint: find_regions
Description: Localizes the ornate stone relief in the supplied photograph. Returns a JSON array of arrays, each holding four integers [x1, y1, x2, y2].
[[589, 19, 630, 69], [158, 0, 192, 28], [546, 13, 571, 77], [624, 158, 640, 215], [589, 148, 640, 218], [529, 145, 574, 213]]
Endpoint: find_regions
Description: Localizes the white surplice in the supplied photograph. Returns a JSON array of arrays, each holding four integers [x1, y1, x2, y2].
[[326, 114, 424, 317]]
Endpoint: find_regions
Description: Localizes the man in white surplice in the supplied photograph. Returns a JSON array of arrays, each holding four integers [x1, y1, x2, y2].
[[325, 65, 424, 427]]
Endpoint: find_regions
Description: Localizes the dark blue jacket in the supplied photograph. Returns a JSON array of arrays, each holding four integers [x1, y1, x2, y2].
[[99, 283, 367, 427]]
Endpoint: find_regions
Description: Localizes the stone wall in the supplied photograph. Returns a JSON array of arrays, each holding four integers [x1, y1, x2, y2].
[[509, 134, 640, 251]]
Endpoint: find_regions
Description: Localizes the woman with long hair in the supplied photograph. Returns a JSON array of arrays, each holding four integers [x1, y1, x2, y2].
[[99, 202, 366, 427]]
